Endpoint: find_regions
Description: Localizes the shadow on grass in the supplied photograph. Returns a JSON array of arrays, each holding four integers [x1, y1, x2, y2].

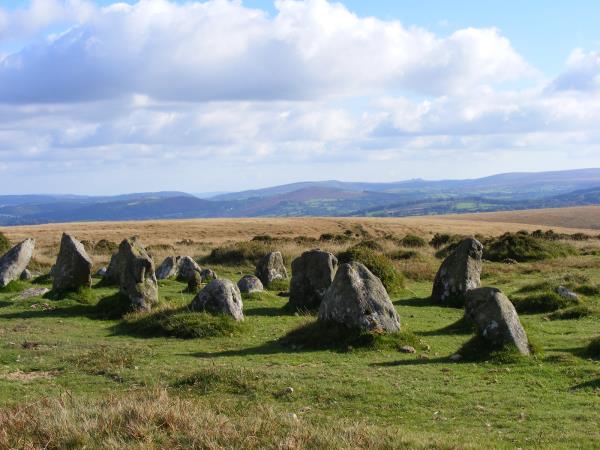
[[417, 317, 473, 336], [370, 356, 449, 367], [188, 341, 286, 358], [0, 292, 129, 321], [244, 306, 293, 317], [393, 296, 437, 307], [571, 378, 600, 390], [0, 301, 12, 308]]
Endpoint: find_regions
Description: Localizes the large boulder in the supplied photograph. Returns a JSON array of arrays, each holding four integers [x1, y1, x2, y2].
[[0, 238, 35, 288], [177, 256, 201, 282], [431, 238, 483, 306], [52, 233, 93, 292], [114, 237, 159, 311], [255, 251, 287, 286], [237, 275, 264, 293], [156, 256, 180, 280], [319, 262, 400, 333], [189, 279, 244, 321], [465, 287, 530, 355], [289, 250, 338, 310]]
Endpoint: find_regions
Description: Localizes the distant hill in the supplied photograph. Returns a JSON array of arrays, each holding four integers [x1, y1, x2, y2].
[[2, 169, 600, 225]]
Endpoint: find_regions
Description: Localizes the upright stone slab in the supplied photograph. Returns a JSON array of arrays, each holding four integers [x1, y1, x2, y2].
[[103, 253, 120, 284], [431, 238, 483, 306], [0, 238, 35, 288], [465, 287, 530, 355], [200, 268, 218, 283], [189, 279, 244, 321], [177, 256, 201, 282], [156, 256, 180, 280], [52, 233, 93, 292], [255, 251, 287, 286], [319, 262, 400, 333], [115, 237, 159, 311], [289, 249, 338, 310]]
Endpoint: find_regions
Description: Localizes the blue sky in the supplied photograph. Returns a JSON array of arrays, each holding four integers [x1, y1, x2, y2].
[[1, 0, 600, 194]]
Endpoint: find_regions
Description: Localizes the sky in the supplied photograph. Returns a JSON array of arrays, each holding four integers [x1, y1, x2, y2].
[[1, 1, 600, 195]]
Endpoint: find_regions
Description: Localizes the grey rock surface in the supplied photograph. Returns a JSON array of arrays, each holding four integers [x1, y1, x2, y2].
[[319, 262, 400, 332]]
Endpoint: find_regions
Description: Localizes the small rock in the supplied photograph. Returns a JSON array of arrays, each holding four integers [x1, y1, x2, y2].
[[399, 345, 416, 354], [556, 285, 578, 301], [17, 287, 50, 300], [450, 353, 463, 362], [96, 267, 107, 277]]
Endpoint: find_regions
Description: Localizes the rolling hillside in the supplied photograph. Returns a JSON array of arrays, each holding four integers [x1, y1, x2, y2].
[[2, 168, 600, 225]]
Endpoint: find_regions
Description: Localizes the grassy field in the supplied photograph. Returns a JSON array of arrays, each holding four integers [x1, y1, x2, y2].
[[0, 213, 599, 448]]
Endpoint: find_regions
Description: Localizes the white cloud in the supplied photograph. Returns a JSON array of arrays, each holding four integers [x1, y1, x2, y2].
[[0, 0, 532, 102], [550, 49, 600, 92], [1, 0, 600, 193]]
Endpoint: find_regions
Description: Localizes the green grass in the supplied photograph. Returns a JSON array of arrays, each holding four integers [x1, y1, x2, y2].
[[0, 280, 27, 293], [484, 232, 578, 262], [1, 247, 600, 448], [338, 245, 405, 293], [119, 308, 246, 339]]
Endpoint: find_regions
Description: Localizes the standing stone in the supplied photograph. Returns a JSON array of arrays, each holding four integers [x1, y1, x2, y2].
[[189, 279, 244, 321], [177, 256, 202, 282], [52, 233, 93, 292], [0, 238, 35, 288], [255, 251, 287, 286], [114, 237, 159, 311], [465, 287, 530, 355], [20, 269, 33, 281], [237, 275, 264, 293], [200, 268, 218, 283], [156, 256, 180, 280], [289, 250, 338, 310], [319, 262, 400, 333], [431, 238, 483, 306], [103, 253, 120, 284], [187, 270, 203, 293]]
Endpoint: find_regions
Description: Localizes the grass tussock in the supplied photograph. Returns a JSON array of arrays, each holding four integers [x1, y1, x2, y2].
[[400, 234, 427, 248], [174, 367, 269, 396], [338, 245, 404, 293], [205, 241, 278, 265], [457, 334, 539, 364], [280, 319, 425, 353], [0, 389, 418, 450], [483, 232, 578, 262], [44, 286, 97, 304], [93, 239, 118, 254], [119, 308, 245, 339], [511, 291, 581, 314], [0, 280, 28, 293]]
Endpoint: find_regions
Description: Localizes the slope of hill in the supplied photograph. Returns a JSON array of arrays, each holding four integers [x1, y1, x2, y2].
[[2, 169, 600, 225]]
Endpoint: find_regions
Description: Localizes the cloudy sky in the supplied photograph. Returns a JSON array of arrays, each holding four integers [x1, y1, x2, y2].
[[1, 0, 600, 195]]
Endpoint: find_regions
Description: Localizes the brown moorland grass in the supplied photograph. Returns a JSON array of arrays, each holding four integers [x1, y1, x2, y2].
[[443, 205, 600, 231], [1, 212, 597, 268]]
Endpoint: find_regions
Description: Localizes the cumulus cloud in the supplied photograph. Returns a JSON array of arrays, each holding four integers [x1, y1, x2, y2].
[[550, 49, 600, 92], [0, 0, 600, 193], [0, 0, 532, 103]]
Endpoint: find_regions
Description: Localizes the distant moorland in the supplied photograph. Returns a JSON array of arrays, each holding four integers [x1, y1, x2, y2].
[[3, 168, 600, 225]]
